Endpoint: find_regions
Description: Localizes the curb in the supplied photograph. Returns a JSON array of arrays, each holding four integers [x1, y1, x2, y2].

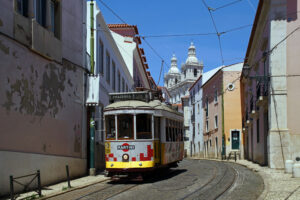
[[36, 177, 110, 200]]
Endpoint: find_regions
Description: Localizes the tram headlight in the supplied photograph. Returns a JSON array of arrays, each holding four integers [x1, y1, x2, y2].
[[122, 154, 129, 161]]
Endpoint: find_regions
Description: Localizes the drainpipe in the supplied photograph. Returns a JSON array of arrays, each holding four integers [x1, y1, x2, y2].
[[221, 77, 226, 159], [89, 0, 96, 176]]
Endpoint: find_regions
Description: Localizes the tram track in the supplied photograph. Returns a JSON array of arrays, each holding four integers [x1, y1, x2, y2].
[[179, 161, 219, 200], [74, 181, 139, 200], [180, 161, 238, 200]]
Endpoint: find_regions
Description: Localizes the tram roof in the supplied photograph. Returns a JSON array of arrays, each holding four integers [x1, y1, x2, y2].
[[104, 100, 183, 116]]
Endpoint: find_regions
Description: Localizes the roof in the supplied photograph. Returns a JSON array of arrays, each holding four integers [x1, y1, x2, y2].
[[202, 62, 243, 88], [189, 62, 243, 91], [104, 100, 183, 116], [181, 95, 190, 99], [107, 24, 139, 35], [189, 66, 222, 91], [244, 0, 263, 65]]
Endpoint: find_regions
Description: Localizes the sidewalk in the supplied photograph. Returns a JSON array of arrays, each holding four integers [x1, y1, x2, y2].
[[9, 173, 109, 200], [234, 159, 300, 200]]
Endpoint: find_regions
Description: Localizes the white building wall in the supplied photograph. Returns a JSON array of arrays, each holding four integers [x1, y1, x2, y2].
[[86, 1, 134, 170], [188, 79, 204, 157], [268, 0, 288, 169]]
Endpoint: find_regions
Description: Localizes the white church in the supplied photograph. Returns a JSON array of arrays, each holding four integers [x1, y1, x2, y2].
[[164, 42, 204, 104]]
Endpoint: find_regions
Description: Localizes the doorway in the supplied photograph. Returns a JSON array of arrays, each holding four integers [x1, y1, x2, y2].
[[231, 130, 240, 150]]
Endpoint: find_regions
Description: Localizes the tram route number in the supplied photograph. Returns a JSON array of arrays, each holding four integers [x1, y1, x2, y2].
[[117, 143, 135, 152]]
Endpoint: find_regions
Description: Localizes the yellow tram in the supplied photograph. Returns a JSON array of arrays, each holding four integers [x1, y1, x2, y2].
[[104, 91, 184, 179]]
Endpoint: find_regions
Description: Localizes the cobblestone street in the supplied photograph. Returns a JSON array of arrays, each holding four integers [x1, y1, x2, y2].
[[47, 159, 263, 200]]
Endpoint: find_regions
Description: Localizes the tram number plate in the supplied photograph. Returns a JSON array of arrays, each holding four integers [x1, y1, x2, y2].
[[117, 143, 135, 152]]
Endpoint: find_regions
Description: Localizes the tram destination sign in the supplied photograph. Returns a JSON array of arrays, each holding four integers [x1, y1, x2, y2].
[[109, 91, 152, 103]]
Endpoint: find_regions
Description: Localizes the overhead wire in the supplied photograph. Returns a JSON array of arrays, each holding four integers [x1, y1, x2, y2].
[[98, 0, 168, 85], [98, 0, 127, 24], [202, 0, 224, 65], [213, 0, 242, 11], [246, 0, 257, 13]]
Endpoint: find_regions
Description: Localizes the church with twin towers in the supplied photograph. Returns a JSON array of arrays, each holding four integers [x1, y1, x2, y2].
[[164, 42, 204, 104]]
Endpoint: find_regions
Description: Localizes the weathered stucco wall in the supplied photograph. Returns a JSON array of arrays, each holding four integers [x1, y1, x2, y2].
[[0, 34, 85, 158], [0, 34, 87, 196]]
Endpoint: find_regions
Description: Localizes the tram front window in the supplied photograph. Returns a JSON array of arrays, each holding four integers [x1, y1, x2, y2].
[[105, 115, 115, 140], [136, 114, 152, 139], [118, 114, 134, 140]]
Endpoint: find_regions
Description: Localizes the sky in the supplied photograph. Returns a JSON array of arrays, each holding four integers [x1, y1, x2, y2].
[[96, 0, 259, 86]]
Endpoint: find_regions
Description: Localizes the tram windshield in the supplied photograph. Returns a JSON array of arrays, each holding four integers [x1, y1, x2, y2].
[[136, 114, 152, 139], [105, 115, 116, 140], [117, 114, 134, 140]]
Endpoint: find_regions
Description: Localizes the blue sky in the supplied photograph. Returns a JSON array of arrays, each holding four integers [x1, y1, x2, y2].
[[96, 0, 259, 86]]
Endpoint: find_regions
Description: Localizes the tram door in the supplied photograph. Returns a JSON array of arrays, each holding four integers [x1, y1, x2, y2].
[[154, 117, 161, 163]]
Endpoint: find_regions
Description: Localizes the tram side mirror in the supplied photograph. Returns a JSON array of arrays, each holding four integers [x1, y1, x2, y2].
[[296, 157, 300, 162]]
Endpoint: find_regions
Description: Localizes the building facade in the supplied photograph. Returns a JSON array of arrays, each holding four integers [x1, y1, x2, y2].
[[108, 24, 152, 91], [86, 1, 134, 171], [202, 63, 243, 159], [164, 43, 203, 104], [188, 66, 222, 157], [0, 0, 87, 196], [241, 0, 300, 169]]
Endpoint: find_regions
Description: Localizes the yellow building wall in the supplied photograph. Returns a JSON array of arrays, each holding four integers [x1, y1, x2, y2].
[[223, 71, 243, 154]]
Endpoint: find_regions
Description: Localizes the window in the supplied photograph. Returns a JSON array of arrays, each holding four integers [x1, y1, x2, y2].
[[35, 0, 47, 27], [175, 78, 178, 84], [257, 119, 260, 143], [215, 115, 218, 128], [126, 84, 128, 92], [197, 104, 200, 114], [118, 70, 121, 92], [16, 0, 28, 17], [184, 70, 186, 78], [194, 69, 197, 77], [112, 61, 116, 91], [206, 120, 209, 132], [166, 119, 169, 141], [105, 115, 115, 140], [198, 123, 200, 134], [98, 40, 104, 74], [50, 0, 60, 38], [210, 139, 212, 147], [122, 78, 125, 92], [214, 90, 218, 102], [106, 51, 110, 84], [206, 97, 209, 117], [136, 114, 152, 139], [117, 114, 133, 139]]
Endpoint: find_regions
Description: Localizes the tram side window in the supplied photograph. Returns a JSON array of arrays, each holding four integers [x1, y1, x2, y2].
[[118, 114, 134, 140], [136, 114, 152, 139], [166, 119, 170, 141], [105, 115, 115, 140], [154, 117, 160, 139]]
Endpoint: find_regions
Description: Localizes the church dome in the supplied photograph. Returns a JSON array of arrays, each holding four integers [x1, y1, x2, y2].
[[168, 54, 180, 74], [185, 42, 199, 65]]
